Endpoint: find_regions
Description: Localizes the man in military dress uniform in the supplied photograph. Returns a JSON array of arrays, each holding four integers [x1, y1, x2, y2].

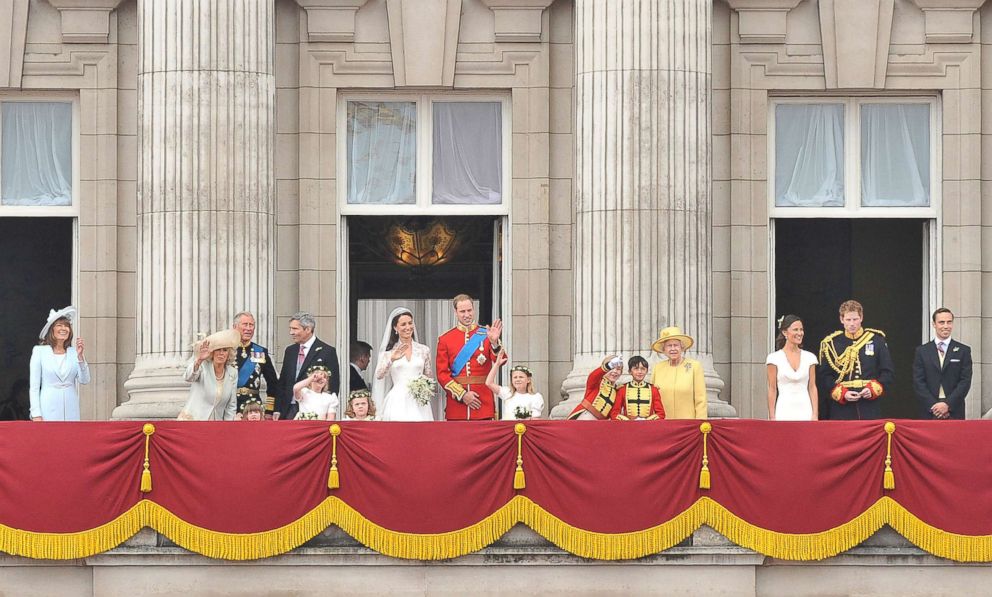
[[817, 300, 894, 420], [436, 294, 503, 421], [233, 312, 279, 418]]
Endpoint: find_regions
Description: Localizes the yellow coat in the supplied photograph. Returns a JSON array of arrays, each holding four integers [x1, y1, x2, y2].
[[651, 358, 707, 419]]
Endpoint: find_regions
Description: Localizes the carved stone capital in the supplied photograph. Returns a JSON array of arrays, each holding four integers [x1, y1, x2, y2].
[[479, 0, 555, 43], [909, 0, 988, 43], [46, 0, 126, 44], [723, 0, 805, 44], [294, 0, 371, 43]]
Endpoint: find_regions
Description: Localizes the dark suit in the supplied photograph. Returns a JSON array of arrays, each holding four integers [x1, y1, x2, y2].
[[349, 363, 368, 392], [912, 339, 971, 420], [277, 337, 339, 420]]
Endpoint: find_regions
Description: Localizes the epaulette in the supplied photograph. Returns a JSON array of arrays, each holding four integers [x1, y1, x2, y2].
[[820, 330, 843, 346], [865, 328, 885, 338]]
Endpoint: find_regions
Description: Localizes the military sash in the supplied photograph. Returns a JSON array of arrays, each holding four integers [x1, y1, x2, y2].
[[238, 343, 257, 387], [452, 328, 488, 376]]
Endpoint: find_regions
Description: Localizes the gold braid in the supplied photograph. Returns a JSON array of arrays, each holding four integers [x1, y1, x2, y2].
[[819, 331, 876, 384]]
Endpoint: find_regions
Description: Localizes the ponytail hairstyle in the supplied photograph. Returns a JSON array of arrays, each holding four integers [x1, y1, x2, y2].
[[775, 314, 802, 351]]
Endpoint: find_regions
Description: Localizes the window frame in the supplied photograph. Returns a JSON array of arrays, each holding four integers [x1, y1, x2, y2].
[[0, 92, 80, 217], [767, 95, 940, 219], [337, 92, 512, 216]]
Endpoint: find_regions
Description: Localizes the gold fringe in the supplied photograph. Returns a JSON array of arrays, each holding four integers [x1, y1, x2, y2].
[[513, 423, 526, 490], [883, 421, 896, 490], [2, 499, 992, 562], [140, 423, 155, 494]]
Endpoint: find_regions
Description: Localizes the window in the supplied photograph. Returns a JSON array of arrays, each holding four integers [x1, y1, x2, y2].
[[770, 97, 938, 216], [339, 94, 510, 214], [1, 101, 73, 208]]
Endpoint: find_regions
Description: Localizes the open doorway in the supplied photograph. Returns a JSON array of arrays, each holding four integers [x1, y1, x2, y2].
[[0, 217, 73, 420], [346, 216, 503, 417], [775, 218, 926, 419]]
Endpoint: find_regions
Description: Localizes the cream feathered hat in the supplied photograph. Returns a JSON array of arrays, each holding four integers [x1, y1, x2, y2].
[[39, 306, 77, 339], [193, 328, 241, 352]]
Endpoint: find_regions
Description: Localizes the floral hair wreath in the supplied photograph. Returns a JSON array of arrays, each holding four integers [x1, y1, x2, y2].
[[239, 397, 264, 413], [349, 389, 372, 401], [307, 364, 330, 376], [510, 365, 533, 377]]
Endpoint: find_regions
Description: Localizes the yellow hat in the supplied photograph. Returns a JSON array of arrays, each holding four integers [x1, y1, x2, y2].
[[651, 326, 694, 353]]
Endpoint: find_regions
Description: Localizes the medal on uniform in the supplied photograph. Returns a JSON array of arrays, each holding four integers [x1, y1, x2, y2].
[[865, 342, 874, 356], [477, 353, 487, 365], [251, 349, 265, 363]]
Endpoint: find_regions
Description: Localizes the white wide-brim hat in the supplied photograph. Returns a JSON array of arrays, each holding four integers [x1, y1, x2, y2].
[[194, 328, 241, 352], [39, 306, 77, 340]]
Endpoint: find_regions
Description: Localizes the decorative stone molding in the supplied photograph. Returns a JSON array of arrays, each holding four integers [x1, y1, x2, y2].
[[46, 0, 126, 44], [294, 0, 370, 43], [909, 0, 988, 43], [0, 0, 28, 87], [479, 0, 555, 43], [723, 0, 805, 44], [818, 0, 893, 89], [385, 0, 461, 87]]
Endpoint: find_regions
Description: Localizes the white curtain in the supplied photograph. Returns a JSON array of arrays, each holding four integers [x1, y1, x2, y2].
[[347, 101, 417, 205], [1, 102, 72, 206], [861, 104, 930, 207], [774, 104, 845, 207], [432, 102, 502, 205]]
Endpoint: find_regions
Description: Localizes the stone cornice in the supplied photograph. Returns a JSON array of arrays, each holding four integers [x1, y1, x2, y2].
[[908, 0, 988, 43], [46, 0, 125, 44], [722, 0, 805, 44], [478, 0, 555, 43], [293, 0, 371, 43]]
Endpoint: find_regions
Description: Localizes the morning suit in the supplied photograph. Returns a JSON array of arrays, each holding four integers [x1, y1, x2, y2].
[[277, 337, 339, 420], [912, 339, 972, 420], [350, 363, 368, 392]]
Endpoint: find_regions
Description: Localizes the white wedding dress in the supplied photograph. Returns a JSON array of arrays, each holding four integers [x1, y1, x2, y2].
[[375, 341, 435, 422]]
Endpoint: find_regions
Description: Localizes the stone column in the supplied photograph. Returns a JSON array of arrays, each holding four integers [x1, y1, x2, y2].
[[552, 0, 734, 418], [115, 0, 275, 418]]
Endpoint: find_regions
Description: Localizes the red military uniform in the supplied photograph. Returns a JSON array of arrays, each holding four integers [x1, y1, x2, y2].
[[567, 361, 619, 420], [610, 381, 665, 420], [436, 323, 502, 420]]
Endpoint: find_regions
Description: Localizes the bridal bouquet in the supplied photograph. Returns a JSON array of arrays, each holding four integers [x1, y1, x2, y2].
[[408, 376, 437, 406]]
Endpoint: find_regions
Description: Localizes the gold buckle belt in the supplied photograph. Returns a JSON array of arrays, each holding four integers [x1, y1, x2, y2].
[[453, 376, 487, 385]]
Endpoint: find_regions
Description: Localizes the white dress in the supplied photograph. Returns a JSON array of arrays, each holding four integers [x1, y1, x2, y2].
[[765, 349, 818, 421], [295, 388, 339, 420], [499, 387, 544, 420], [375, 342, 435, 422]]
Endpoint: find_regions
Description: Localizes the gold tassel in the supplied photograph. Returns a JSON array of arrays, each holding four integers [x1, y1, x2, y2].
[[328, 424, 341, 490], [883, 421, 896, 490], [140, 423, 155, 493], [699, 421, 712, 490], [513, 423, 527, 490]]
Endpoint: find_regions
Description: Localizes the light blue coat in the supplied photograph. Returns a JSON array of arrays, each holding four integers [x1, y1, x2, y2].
[[29, 345, 90, 420]]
